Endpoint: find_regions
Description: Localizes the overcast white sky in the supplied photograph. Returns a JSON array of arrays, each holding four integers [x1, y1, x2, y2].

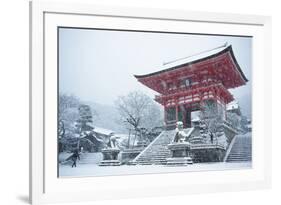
[[59, 28, 252, 117]]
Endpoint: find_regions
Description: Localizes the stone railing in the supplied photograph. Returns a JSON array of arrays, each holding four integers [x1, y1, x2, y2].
[[191, 143, 226, 150]]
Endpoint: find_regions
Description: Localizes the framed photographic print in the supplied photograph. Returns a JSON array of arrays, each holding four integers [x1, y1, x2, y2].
[[30, 1, 272, 204]]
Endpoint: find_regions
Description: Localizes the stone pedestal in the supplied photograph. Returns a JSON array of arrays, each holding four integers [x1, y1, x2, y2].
[[99, 148, 121, 166], [166, 142, 193, 166], [121, 148, 143, 165]]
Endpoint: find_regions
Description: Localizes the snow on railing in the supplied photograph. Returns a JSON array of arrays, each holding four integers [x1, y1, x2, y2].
[[132, 131, 166, 162]]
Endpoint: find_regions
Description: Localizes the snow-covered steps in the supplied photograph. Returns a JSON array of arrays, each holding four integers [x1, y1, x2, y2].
[[133, 129, 193, 165], [225, 133, 252, 162]]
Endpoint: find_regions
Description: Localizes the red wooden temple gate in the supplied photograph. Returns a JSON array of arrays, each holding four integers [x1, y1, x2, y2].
[[134, 45, 248, 129]]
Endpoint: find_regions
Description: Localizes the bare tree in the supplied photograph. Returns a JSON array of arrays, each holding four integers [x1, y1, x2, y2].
[[115, 91, 163, 148]]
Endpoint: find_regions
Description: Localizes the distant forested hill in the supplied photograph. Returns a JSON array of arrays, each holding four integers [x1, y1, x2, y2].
[[85, 101, 126, 133]]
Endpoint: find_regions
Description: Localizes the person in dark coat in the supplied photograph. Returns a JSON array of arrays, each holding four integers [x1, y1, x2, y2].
[[71, 149, 80, 168], [210, 132, 214, 144]]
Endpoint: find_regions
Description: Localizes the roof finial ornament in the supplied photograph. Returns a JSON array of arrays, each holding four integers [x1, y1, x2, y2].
[[163, 42, 228, 66]]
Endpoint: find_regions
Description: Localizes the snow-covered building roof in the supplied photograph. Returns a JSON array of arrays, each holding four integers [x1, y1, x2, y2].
[[191, 116, 201, 122], [226, 101, 242, 116], [93, 127, 115, 136], [115, 134, 129, 140], [161, 43, 228, 70], [134, 43, 248, 84], [226, 101, 240, 111]]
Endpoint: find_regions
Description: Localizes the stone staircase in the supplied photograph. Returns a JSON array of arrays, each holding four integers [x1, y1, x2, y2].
[[225, 133, 252, 162], [133, 129, 193, 165]]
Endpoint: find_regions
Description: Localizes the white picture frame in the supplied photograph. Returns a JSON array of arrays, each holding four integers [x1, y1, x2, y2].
[[30, 1, 272, 204]]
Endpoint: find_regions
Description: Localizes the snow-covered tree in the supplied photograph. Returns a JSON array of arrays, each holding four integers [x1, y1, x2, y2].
[[115, 91, 163, 148], [74, 104, 105, 152], [75, 104, 94, 134], [240, 115, 250, 133], [58, 120, 65, 139], [58, 93, 80, 151], [58, 93, 80, 137], [59, 94, 104, 152], [200, 100, 223, 144], [226, 112, 240, 130]]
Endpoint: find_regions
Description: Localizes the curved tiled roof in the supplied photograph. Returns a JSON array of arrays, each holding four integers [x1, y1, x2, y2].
[[134, 45, 248, 82]]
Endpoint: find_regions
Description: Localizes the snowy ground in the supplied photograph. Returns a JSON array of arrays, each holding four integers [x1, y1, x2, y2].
[[59, 160, 252, 178]]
